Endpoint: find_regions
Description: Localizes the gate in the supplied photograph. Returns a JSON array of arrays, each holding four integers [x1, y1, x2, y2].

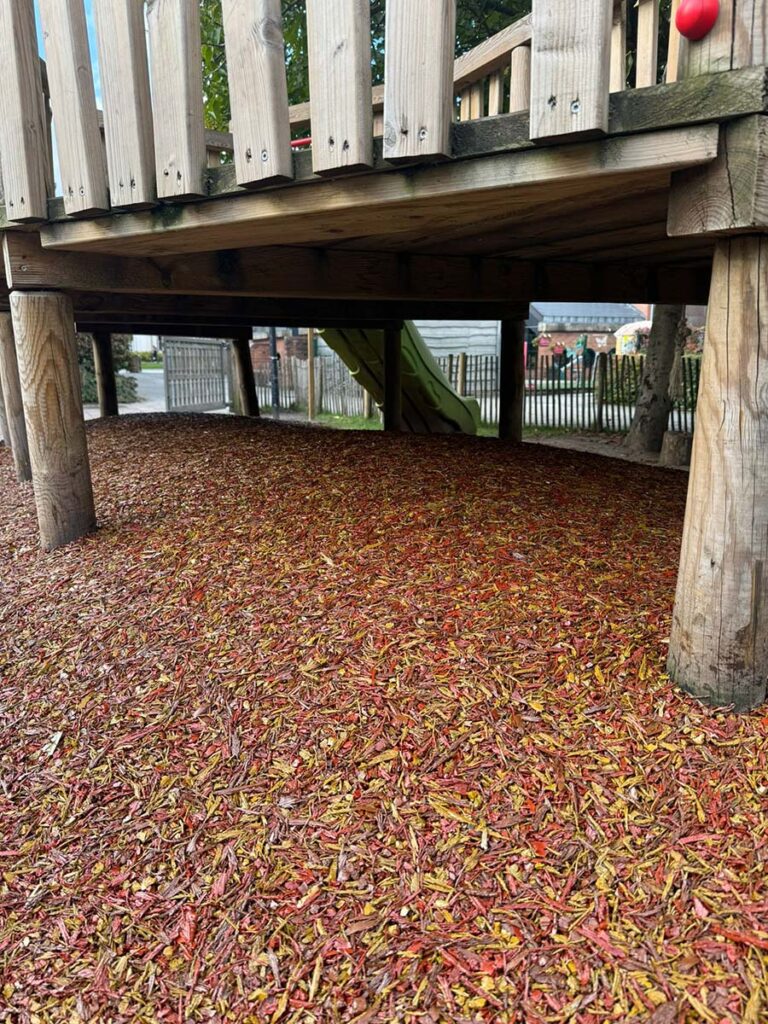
[[164, 339, 232, 413]]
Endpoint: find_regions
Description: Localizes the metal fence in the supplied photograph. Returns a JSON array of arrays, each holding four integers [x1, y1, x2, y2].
[[164, 338, 232, 413]]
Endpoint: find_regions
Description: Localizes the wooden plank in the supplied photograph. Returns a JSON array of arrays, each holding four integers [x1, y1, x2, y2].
[[146, 0, 207, 198], [93, 0, 156, 208], [488, 73, 504, 117], [498, 317, 527, 442], [610, 0, 626, 92], [0, 312, 32, 481], [530, 0, 613, 142], [0, 0, 53, 222], [668, 237, 768, 710], [10, 290, 96, 550], [682, 0, 767, 76], [306, 0, 373, 174], [668, 115, 768, 236], [38, 0, 109, 216], [384, 0, 456, 161], [509, 45, 532, 113], [223, 0, 293, 186], [39, 125, 719, 255], [666, 0, 683, 83], [635, 0, 659, 88]]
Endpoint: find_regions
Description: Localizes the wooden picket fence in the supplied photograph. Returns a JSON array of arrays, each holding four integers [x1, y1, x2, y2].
[[254, 354, 373, 419]]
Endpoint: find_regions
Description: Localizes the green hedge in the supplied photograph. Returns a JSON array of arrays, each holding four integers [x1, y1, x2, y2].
[[77, 334, 139, 405]]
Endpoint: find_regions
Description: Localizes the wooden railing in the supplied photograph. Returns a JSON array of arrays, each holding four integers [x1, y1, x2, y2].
[[0, 0, 754, 227]]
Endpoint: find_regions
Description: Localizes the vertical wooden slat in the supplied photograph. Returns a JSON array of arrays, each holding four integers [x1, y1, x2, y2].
[[635, 0, 659, 88], [223, 0, 293, 186], [146, 0, 207, 198], [666, 0, 683, 83], [681, 0, 767, 77], [530, 0, 613, 142], [610, 0, 627, 92], [509, 44, 532, 112], [488, 72, 503, 117], [0, 313, 32, 482], [93, 0, 156, 208], [0, 0, 52, 222], [38, 0, 109, 216], [306, 0, 373, 175], [384, 0, 457, 161]]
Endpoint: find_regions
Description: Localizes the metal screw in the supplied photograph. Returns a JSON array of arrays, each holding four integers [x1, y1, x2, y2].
[[571, 99, 581, 115], [418, 127, 428, 142], [261, 149, 268, 162]]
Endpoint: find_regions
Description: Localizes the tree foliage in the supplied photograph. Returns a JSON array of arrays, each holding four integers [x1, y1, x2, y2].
[[77, 335, 139, 406]]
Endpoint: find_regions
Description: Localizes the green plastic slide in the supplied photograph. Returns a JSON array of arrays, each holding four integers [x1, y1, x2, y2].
[[320, 322, 481, 435]]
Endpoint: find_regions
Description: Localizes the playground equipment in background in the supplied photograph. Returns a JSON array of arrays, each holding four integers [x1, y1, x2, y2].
[[321, 323, 481, 436]]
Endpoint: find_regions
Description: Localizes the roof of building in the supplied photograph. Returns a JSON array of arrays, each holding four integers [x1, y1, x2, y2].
[[529, 302, 644, 330]]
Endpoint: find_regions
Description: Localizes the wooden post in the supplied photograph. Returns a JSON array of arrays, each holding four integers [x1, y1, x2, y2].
[[0, 371, 8, 448], [363, 389, 373, 420], [307, 327, 316, 421], [609, 0, 627, 92], [0, 314, 32, 481], [383, 324, 402, 432], [498, 318, 526, 442], [222, 0, 293, 187], [594, 352, 608, 430], [383, 0, 456, 161], [457, 352, 468, 397], [635, 0, 659, 88], [530, 0, 613, 142], [232, 332, 260, 417], [306, 0, 373, 174], [91, 332, 119, 418], [10, 291, 96, 550], [509, 44, 532, 112], [669, 237, 768, 710]]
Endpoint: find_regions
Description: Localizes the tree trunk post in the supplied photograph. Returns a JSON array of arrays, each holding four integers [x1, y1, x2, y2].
[[668, 238, 768, 710], [91, 331, 119, 417], [232, 331, 259, 417], [625, 305, 685, 454], [498, 318, 526, 442], [10, 291, 96, 551], [383, 324, 403, 433], [0, 313, 32, 481]]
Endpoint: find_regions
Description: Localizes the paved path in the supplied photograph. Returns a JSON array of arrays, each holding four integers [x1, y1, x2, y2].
[[84, 369, 167, 421]]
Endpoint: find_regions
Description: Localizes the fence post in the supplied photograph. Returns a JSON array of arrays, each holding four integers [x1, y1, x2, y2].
[[456, 352, 468, 397], [594, 352, 608, 431]]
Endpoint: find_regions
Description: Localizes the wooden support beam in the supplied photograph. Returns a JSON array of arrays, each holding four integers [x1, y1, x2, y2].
[[223, 0, 293, 187], [530, 0, 613, 142], [383, 0, 456, 161], [383, 325, 403, 432], [0, 0, 53, 222], [498, 317, 527, 442], [0, 313, 32, 481], [38, 0, 109, 216], [669, 237, 768, 710], [10, 291, 96, 550], [146, 0, 207, 199], [93, 0, 157, 208], [91, 331, 119, 417], [232, 333, 260, 417], [668, 115, 768, 237], [306, 0, 373, 174], [38, 126, 719, 256]]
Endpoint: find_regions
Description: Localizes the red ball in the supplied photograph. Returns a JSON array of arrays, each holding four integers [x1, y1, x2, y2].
[[675, 0, 720, 41]]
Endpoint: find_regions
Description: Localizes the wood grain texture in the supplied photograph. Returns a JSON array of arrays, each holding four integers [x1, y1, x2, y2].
[[384, 0, 456, 160], [668, 237, 768, 710], [10, 291, 96, 550], [509, 45, 532, 113], [38, 125, 719, 256], [146, 0, 207, 198], [682, 0, 767, 76], [93, 0, 156, 208], [0, 364, 8, 446], [38, 0, 109, 216], [0, 0, 53, 222], [668, 115, 768, 236], [610, 0, 626, 92], [0, 313, 32, 481], [223, 0, 293, 186], [635, 0, 659, 89], [488, 72, 504, 116], [666, 0, 683, 83], [531, 0, 613, 142], [306, 0, 373, 174], [91, 332, 118, 417]]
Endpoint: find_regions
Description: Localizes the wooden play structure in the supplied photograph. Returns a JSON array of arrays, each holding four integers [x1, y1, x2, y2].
[[0, 0, 766, 710]]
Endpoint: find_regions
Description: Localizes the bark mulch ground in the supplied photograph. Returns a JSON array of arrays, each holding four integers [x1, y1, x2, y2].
[[0, 415, 766, 1023]]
